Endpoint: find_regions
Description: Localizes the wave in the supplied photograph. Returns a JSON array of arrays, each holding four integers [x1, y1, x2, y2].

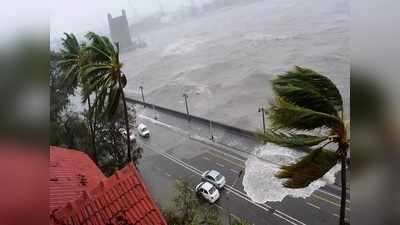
[[243, 143, 340, 203]]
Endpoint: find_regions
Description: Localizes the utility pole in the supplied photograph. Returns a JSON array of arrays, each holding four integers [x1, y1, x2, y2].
[[258, 107, 266, 133], [209, 119, 214, 141], [182, 93, 190, 121], [139, 86, 145, 107], [153, 104, 158, 120]]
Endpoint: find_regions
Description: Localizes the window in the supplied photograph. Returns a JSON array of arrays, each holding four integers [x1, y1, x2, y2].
[[209, 186, 216, 195], [206, 175, 214, 181]]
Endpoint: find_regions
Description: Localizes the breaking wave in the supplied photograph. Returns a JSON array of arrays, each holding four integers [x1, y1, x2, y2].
[[162, 38, 208, 57], [242, 143, 340, 203]]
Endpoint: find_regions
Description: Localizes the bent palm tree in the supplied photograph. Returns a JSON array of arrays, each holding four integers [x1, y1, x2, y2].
[[58, 33, 98, 163], [258, 66, 349, 225], [82, 32, 132, 163]]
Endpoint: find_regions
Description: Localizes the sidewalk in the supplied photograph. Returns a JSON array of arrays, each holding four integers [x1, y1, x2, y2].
[[131, 103, 349, 192]]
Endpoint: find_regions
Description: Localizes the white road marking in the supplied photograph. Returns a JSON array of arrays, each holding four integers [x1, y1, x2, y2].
[[306, 202, 320, 210], [332, 213, 350, 222], [313, 194, 351, 211], [202, 156, 211, 161], [139, 114, 246, 166], [316, 189, 350, 203], [141, 142, 305, 225], [230, 168, 239, 174], [216, 162, 225, 168], [210, 152, 245, 168], [140, 110, 350, 209], [139, 115, 353, 222]]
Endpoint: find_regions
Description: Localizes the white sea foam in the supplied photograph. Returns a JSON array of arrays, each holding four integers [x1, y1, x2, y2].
[[163, 38, 208, 57], [242, 143, 340, 203]]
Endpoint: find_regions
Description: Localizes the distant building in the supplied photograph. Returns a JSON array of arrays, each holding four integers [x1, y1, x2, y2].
[[107, 10, 133, 50], [49, 146, 167, 225]]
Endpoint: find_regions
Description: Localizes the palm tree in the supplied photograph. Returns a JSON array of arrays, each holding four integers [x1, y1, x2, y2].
[[258, 66, 349, 225], [58, 33, 98, 162], [82, 32, 132, 163]]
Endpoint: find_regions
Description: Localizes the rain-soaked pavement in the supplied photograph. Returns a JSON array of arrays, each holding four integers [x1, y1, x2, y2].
[[133, 103, 350, 225]]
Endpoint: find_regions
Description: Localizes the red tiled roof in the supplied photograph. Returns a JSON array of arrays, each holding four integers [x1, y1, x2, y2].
[[49, 146, 105, 214], [49, 146, 167, 225]]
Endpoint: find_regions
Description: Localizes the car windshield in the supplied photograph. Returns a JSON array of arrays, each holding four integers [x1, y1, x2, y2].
[[209, 186, 216, 194], [215, 174, 223, 181]]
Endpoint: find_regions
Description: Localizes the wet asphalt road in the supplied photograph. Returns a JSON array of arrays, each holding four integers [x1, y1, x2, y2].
[[134, 104, 350, 225]]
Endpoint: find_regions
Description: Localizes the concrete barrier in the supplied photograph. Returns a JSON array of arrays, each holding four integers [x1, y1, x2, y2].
[[125, 97, 257, 139]]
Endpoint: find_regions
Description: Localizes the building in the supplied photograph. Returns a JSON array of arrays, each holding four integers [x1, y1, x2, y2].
[[49, 146, 167, 225], [107, 10, 133, 50]]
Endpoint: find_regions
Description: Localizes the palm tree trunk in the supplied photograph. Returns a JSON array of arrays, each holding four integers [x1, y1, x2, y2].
[[118, 79, 132, 163], [339, 149, 347, 225], [93, 92, 98, 161], [87, 96, 97, 163]]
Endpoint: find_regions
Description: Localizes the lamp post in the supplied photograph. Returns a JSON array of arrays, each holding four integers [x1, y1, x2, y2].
[[209, 119, 214, 141], [206, 90, 214, 141], [182, 93, 190, 121], [258, 107, 266, 133], [139, 86, 145, 107]]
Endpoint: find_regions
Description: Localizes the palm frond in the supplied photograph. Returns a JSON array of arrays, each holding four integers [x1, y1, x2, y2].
[[267, 97, 342, 131], [89, 86, 107, 120], [275, 148, 338, 188], [273, 66, 343, 115], [85, 32, 116, 62], [257, 130, 329, 148], [60, 33, 80, 56], [82, 64, 112, 78], [106, 86, 122, 120], [272, 83, 338, 116]]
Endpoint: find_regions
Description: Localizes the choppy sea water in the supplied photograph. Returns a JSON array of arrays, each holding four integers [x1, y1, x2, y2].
[[121, 0, 349, 202], [122, 0, 349, 131]]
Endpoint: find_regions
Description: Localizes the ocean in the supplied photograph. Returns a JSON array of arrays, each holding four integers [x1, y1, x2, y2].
[[121, 0, 349, 131]]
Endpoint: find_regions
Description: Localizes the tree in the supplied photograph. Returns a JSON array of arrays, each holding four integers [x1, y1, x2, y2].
[[50, 51, 73, 122], [230, 218, 252, 225], [173, 180, 199, 225], [82, 32, 133, 163], [50, 51, 75, 146], [163, 180, 222, 225], [58, 33, 98, 162], [94, 109, 142, 176], [63, 112, 92, 151], [258, 66, 349, 225]]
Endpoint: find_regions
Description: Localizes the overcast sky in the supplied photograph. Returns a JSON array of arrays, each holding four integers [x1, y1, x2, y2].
[[50, 0, 202, 40]]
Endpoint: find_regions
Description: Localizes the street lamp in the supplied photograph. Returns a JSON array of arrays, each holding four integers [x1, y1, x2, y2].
[[258, 107, 266, 133], [182, 93, 190, 121], [139, 86, 145, 107], [209, 118, 214, 141], [206, 90, 214, 141]]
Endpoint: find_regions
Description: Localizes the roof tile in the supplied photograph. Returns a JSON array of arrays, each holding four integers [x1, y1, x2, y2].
[[50, 146, 167, 225]]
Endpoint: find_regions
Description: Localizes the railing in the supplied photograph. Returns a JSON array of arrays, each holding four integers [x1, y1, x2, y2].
[[125, 97, 256, 140]]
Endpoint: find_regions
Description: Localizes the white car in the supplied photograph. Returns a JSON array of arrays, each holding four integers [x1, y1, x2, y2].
[[138, 123, 150, 137], [195, 182, 220, 203], [201, 170, 226, 189], [119, 128, 136, 143]]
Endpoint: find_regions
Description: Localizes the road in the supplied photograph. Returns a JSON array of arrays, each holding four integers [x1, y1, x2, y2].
[[133, 105, 350, 225]]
